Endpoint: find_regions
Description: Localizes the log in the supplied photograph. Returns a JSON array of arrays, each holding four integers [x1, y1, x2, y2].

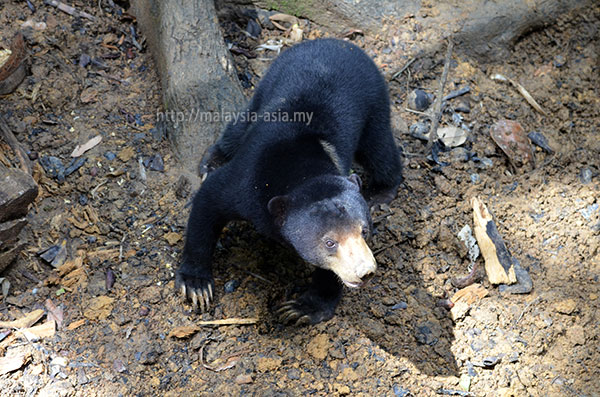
[[471, 197, 517, 285], [132, 0, 246, 174]]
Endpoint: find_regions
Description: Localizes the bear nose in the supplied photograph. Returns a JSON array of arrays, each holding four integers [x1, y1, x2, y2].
[[360, 271, 375, 284]]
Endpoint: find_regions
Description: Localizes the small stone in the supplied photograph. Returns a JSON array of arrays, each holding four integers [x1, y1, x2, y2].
[[144, 154, 164, 172], [409, 122, 430, 140], [307, 334, 331, 361], [224, 279, 239, 293], [579, 168, 592, 184], [104, 151, 116, 160], [408, 89, 432, 111], [553, 54, 566, 68], [455, 100, 470, 113], [391, 301, 408, 310], [393, 384, 410, 397], [554, 298, 577, 315], [459, 373, 471, 391], [235, 374, 253, 384], [287, 368, 301, 380], [470, 173, 480, 184]]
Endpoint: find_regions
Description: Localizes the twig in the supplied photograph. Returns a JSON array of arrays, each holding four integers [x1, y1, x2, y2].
[[196, 318, 258, 326], [391, 58, 416, 81], [0, 115, 31, 175], [90, 180, 108, 198], [427, 39, 454, 151], [44, 0, 96, 21]]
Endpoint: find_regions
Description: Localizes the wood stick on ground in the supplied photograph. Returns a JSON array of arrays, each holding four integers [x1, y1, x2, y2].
[[426, 39, 454, 151], [196, 317, 258, 326], [0, 115, 31, 175], [44, 0, 96, 21]]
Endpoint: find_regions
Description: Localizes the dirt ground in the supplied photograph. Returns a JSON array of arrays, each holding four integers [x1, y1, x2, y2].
[[0, 1, 598, 396]]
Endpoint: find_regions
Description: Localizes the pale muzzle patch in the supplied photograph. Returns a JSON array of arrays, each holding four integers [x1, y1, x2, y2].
[[327, 232, 376, 288]]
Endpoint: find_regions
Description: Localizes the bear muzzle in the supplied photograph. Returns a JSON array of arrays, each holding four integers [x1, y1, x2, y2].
[[329, 233, 377, 288]]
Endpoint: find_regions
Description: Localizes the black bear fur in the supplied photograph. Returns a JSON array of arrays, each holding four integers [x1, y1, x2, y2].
[[177, 38, 402, 325]]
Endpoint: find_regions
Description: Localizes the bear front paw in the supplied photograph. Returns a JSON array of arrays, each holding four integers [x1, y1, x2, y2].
[[175, 270, 214, 312], [276, 293, 338, 326]]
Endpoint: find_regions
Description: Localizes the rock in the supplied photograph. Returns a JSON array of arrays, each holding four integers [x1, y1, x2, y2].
[[307, 334, 331, 361], [407, 89, 432, 111], [235, 373, 253, 384], [554, 298, 577, 315], [0, 167, 38, 223], [0, 217, 26, 249], [224, 279, 239, 293], [256, 356, 283, 372], [0, 242, 25, 273]]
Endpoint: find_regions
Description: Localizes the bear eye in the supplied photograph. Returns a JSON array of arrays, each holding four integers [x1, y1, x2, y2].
[[324, 239, 337, 250]]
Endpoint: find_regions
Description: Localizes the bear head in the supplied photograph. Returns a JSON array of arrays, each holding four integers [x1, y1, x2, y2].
[[268, 174, 376, 288]]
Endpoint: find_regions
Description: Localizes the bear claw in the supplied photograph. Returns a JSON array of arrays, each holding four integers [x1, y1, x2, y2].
[[276, 298, 335, 326], [176, 273, 214, 313]]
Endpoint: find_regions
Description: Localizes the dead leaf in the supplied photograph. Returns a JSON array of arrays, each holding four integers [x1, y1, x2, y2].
[[71, 135, 102, 157], [83, 296, 115, 320], [164, 232, 182, 246], [45, 299, 63, 328], [490, 120, 535, 169], [451, 283, 489, 305], [118, 146, 135, 162], [168, 325, 200, 339], [437, 126, 467, 147], [0, 309, 44, 329]]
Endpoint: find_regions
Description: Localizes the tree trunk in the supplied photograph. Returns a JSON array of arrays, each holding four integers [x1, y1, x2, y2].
[[132, 0, 246, 174]]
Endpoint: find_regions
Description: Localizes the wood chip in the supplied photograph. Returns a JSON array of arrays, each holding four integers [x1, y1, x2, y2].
[[168, 325, 200, 339], [21, 319, 56, 340], [67, 319, 86, 330], [196, 318, 258, 326], [452, 283, 489, 305], [0, 352, 30, 375], [0, 309, 44, 329], [71, 135, 102, 157], [472, 197, 517, 285]]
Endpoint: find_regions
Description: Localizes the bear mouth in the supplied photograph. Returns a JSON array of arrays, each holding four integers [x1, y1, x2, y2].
[[341, 279, 363, 288]]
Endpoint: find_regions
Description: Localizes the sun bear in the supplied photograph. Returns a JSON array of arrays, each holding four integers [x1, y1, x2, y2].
[[176, 38, 402, 325]]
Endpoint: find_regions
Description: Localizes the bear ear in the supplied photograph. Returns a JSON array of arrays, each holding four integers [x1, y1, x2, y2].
[[348, 174, 362, 191], [268, 195, 289, 226]]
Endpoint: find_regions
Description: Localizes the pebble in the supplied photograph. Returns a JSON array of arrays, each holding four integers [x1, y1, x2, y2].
[[391, 301, 408, 310], [144, 154, 165, 172], [470, 173, 480, 184], [554, 298, 577, 315], [224, 279, 239, 293], [287, 368, 301, 380], [104, 151, 116, 160], [235, 373, 254, 384], [579, 203, 598, 221], [455, 100, 470, 113], [78, 194, 88, 205], [408, 89, 432, 111], [393, 384, 410, 396], [579, 168, 593, 184]]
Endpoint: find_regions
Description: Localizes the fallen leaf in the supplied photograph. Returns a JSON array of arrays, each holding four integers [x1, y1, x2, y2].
[[437, 126, 467, 147], [490, 119, 535, 169], [71, 135, 102, 157], [83, 296, 115, 320], [168, 325, 200, 339], [164, 232, 182, 245], [45, 299, 63, 328], [0, 309, 44, 329]]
